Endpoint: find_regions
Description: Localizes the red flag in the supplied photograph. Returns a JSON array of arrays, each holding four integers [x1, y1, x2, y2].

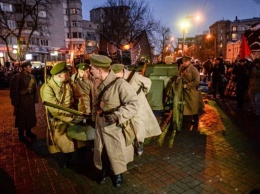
[[239, 35, 251, 59]]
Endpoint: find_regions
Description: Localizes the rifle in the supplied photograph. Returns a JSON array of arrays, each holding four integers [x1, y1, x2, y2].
[[43, 101, 91, 118]]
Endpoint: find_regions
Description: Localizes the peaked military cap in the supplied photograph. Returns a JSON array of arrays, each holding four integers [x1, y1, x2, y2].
[[50, 61, 69, 75], [182, 56, 192, 62], [90, 54, 112, 67], [111, 63, 124, 73], [77, 63, 89, 70], [21, 60, 32, 67]]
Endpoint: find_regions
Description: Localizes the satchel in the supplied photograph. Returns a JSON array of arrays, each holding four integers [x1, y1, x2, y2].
[[67, 124, 95, 141], [121, 119, 136, 146]]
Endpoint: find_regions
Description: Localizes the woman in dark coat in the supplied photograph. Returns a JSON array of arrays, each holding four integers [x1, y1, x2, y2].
[[10, 61, 39, 143]]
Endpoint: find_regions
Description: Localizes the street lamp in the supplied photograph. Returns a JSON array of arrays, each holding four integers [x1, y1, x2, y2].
[[180, 20, 190, 55], [207, 34, 216, 58]]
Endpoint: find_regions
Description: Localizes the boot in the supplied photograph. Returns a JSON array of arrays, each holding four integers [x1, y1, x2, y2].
[[97, 167, 109, 184], [114, 174, 123, 188]]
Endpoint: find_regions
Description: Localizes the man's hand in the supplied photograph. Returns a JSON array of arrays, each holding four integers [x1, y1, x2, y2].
[[104, 113, 118, 125]]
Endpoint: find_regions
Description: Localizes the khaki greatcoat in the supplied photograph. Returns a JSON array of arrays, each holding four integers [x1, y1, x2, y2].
[[123, 70, 161, 142], [40, 77, 86, 153], [179, 64, 204, 115], [93, 71, 139, 175]]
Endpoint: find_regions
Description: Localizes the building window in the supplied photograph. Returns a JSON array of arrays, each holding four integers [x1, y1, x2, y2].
[[220, 35, 223, 41], [27, 21, 34, 29], [77, 21, 82, 27], [78, 32, 82, 38], [38, 10, 46, 18], [7, 37, 17, 45], [7, 20, 16, 29], [72, 21, 77, 27], [0, 2, 13, 12], [220, 29, 223, 34], [72, 32, 77, 38], [65, 21, 69, 27], [67, 33, 70, 38], [71, 8, 81, 15], [40, 39, 48, 46], [232, 26, 237, 32], [231, 33, 237, 41], [65, 8, 68, 15]]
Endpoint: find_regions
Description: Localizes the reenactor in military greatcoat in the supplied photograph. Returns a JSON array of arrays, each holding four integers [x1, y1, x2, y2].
[[90, 54, 139, 188]]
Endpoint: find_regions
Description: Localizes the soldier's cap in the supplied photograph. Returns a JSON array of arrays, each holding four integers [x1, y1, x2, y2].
[[21, 60, 32, 67], [90, 54, 112, 67], [238, 58, 246, 63], [76, 63, 89, 70], [50, 61, 69, 75], [182, 56, 192, 62], [110, 63, 124, 73]]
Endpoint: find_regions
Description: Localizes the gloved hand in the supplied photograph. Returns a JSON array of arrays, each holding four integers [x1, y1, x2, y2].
[[104, 113, 118, 125], [72, 115, 84, 124]]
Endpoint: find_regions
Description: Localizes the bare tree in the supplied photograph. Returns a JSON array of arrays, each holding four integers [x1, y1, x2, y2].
[[0, 0, 62, 61], [99, 0, 157, 45]]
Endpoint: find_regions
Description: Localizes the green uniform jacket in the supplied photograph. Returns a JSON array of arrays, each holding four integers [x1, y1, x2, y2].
[[40, 77, 86, 153], [93, 71, 139, 175], [179, 64, 204, 115], [123, 69, 161, 142]]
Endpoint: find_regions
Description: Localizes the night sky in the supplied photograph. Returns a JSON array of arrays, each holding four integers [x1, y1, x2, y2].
[[82, 0, 260, 38]]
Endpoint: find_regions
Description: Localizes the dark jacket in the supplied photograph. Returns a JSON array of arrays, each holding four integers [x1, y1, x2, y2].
[[10, 71, 39, 129]]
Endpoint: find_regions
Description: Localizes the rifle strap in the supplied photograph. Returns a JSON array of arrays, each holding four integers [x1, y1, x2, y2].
[[97, 77, 120, 106]]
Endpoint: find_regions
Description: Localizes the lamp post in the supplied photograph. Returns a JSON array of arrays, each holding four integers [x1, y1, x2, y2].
[[181, 20, 190, 56]]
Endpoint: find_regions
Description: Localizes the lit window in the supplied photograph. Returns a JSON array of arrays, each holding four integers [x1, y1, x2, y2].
[[0, 3, 13, 12], [38, 11, 46, 18], [232, 26, 237, 32]]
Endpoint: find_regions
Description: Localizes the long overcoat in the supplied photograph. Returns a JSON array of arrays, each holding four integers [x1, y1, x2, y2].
[[40, 77, 86, 153], [93, 71, 139, 175], [10, 71, 38, 129], [179, 64, 204, 115], [123, 70, 161, 142]]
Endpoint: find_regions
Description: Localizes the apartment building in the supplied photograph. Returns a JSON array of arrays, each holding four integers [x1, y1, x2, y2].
[[0, 0, 97, 65]]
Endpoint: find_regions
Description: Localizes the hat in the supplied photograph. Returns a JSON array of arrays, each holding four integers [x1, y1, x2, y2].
[[50, 61, 69, 75], [215, 57, 222, 61], [76, 63, 89, 70], [182, 56, 191, 62], [21, 61, 32, 67], [90, 54, 112, 67], [111, 63, 124, 73]]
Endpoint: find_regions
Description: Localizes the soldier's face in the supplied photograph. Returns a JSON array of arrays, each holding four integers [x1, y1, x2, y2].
[[24, 66, 32, 73], [90, 65, 100, 78], [59, 72, 69, 82]]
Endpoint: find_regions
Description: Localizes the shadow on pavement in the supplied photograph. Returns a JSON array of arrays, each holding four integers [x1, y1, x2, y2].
[[0, 168, 16, 194]]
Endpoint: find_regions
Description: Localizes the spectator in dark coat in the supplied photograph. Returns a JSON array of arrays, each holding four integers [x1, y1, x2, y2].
[[211, 57, 226, 101], [232, 58, 251, 109], [10, 61, 39, 143]]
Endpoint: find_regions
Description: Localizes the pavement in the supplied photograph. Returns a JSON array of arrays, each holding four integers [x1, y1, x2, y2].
[[1, 88, 260, 194]]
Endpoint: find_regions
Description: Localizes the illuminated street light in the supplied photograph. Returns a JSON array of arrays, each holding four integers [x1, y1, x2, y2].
[[180, 20, 190, 55]]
